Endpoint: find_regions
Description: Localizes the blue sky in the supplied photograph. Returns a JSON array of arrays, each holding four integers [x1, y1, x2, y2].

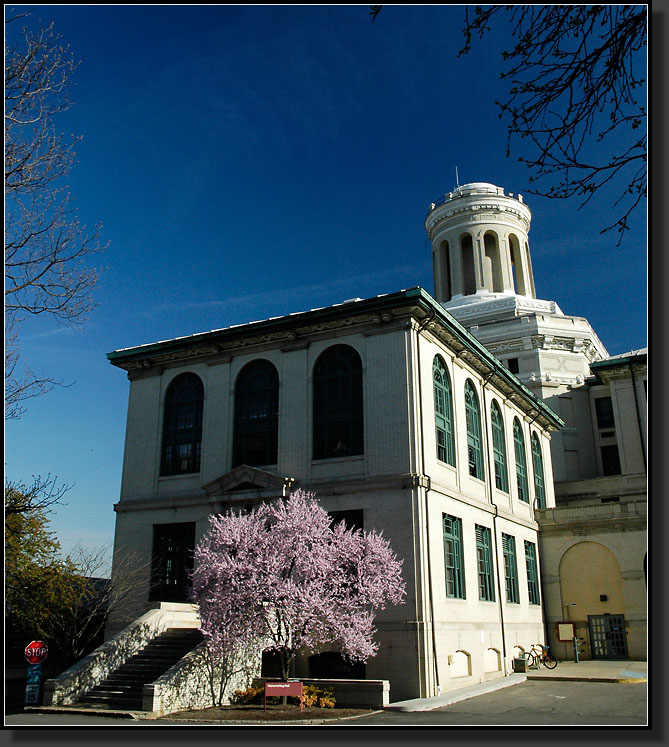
[[5, 5, 647, 567]]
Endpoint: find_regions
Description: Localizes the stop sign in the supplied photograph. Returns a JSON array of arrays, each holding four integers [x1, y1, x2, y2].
[[25, 641, 48, 664]]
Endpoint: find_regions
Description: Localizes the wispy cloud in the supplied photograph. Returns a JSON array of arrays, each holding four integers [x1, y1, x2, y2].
[[139, 263, 426, 323]]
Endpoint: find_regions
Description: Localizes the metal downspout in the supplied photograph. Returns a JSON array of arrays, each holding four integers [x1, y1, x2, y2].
[[416, 308, 440, 696], [481, 372, 508, 675], [629, 364, 647, 470]]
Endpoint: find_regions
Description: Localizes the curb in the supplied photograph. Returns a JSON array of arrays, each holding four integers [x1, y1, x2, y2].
[[25, 705, 382, 725], [154, 711, 383, 725], [385, 674, 526, 712], [526, 675, 647, 684]]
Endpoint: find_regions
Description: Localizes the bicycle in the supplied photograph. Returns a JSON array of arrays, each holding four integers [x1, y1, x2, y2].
[[522, 643, 558, 669]]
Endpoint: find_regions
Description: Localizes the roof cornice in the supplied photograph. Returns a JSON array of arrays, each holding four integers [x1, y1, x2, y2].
[[106, 287, 563, 430]]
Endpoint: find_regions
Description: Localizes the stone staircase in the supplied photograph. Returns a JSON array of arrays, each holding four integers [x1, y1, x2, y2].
[[74, 628, 203, 711]]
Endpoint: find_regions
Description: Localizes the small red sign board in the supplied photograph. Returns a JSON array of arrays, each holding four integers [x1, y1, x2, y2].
[[264, 681, 303, 712], [25, 641, 49, 664]]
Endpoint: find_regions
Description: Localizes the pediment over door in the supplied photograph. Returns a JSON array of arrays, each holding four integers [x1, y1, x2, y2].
[[203, 465, 295, 505]]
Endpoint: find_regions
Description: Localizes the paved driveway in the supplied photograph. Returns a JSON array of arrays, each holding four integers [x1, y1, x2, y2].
[[6, 681, 648, 729], [328, 680, 648, 727]]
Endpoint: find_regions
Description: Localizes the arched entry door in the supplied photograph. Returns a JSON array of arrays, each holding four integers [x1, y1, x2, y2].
[[559, 541, 628, 660]]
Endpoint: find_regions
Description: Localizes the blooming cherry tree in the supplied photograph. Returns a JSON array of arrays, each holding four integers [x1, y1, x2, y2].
[[191, 490, 405, 686]]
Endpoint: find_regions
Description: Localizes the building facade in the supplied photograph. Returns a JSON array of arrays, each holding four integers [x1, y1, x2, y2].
[[424, 182, 647, 662], [107, 287, 562, 701], [537, 349, 647, 661]]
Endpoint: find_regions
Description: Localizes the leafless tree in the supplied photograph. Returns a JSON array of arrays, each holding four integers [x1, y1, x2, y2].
[[5, 14, 105, 419], [460, 5, 647, 242], [4, 474, 70, 519], [50, 544, 148, 665]]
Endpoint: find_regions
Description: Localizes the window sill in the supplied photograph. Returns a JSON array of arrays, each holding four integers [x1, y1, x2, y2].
[[312, 454, 365, 465], [467, 474, 486, 485], [158, 472, 200, 480]]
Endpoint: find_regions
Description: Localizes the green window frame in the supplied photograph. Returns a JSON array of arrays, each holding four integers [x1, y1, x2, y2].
[[524, 540, 541, 605], [475, 525, 495, 602], [443, 514, 465, 599], [513, 418, 529, 503], [464, 380, 484, 480], [491, 401, 509, 492], [531, 432, 546, 508], [502, 533, 520, 604], [433, 356, 455, 466]]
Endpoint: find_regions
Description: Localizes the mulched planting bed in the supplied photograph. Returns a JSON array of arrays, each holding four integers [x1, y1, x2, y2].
[[159, 704, 375, 722]]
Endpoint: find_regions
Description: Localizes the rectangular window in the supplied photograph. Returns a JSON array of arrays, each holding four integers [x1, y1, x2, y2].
[[595, 396, 615, 429], [443, 514, 465, 599], [149, 522, 196, 602], [329, 509, 364, 532], [475, 525, 495, 601], [502, 533, 519, 604], [524, 540, 541, 605], [601, 444, 622, 476], [507, 358, 519, 374]]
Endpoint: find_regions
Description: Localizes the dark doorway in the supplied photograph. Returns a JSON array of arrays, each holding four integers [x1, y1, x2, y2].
[[308, 651, 366, 679], [588, 614, 629, 659], [149, 522, 195, 602]]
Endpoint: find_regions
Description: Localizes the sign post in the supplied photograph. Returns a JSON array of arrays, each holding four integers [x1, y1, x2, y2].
[[24, 641, 48, 705]]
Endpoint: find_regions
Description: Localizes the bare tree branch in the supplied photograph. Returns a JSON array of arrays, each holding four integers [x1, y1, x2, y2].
[[4, 15, 106, 419], [460, 5, 647, 243]]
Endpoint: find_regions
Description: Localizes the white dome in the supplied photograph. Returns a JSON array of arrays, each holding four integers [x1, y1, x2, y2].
[[456, 182, 501, 193]]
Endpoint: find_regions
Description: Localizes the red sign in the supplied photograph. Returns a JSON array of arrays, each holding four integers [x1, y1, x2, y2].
[[264, 681, 303, 711], [25, 641, 48, 664]]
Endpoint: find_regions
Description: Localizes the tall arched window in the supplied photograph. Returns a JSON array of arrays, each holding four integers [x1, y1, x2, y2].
[[233, 360, 279, 467], [531, 432, 546, 508], [464, 380, 484, 480], [313, 345, 363, 460], [491, 401, 509, 492], [161, 372, 204, 476], [433, 356, 455, 466], [513, 418, 529, 502], [461, 234, 476, 295]]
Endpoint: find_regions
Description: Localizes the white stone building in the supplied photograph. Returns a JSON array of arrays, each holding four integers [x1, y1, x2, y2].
[[87, 180, 645, 713], [106, 284, 562, 702], [424, 182, 647, 663]]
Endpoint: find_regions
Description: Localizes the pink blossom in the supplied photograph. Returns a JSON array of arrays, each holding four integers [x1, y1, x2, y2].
[[191, 489, 406, 680]]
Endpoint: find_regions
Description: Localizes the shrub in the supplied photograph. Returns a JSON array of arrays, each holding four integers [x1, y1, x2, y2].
[[229, 683, 336, 708]]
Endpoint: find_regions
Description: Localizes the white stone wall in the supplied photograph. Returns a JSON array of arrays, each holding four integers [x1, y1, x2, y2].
[[109, 312, 558, 702]]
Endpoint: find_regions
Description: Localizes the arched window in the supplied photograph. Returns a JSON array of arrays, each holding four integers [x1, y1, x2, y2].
[[509, 234, 527, 296], [460, 234, 476, 295], [439, 240, 452, 301], [161, 372, 204, 476], [513, 418, 529, 502], [464, 380, 484, 480], [313, 345, 363, 460], [531, 432, 546, 508], [233, 360, 279, 467], [483, 232, 503, 293], [433, 356, 455, 466], [491, 401, 509, 492]]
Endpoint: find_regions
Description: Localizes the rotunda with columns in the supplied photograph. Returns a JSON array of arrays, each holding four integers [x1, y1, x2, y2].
[[425, 181, 536, 304]]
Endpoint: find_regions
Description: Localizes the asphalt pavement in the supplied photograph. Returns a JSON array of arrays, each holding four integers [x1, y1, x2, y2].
[[5, 659, 648, 728]]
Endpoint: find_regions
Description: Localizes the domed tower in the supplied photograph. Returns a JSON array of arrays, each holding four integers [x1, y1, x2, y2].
[[425, 182, 536, 307], [425, 181, 610, 484]]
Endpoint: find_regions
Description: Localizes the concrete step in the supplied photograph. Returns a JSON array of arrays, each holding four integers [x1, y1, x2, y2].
[[73, 628, 203, 711]]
